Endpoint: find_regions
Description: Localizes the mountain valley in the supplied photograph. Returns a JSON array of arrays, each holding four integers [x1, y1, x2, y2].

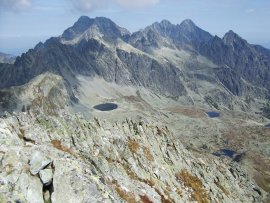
[[0, 16, 270, 202]]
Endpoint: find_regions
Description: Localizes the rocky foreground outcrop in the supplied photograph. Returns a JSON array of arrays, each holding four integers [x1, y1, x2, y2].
[[0, 111, 265, 202]]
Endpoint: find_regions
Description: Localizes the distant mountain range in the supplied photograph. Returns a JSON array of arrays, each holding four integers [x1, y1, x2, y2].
[[0, 16, 270, 115], [0, 52, 16, 64]]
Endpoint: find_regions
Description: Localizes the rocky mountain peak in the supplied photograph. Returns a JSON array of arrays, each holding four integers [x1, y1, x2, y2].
[[61, 16, 93, 40], [179, 19, 197, 31], [34, 41, 45, 52], [149, 19, 175, 38], [181, 18, 196, 25], [212, 35, 223, 42], [156, 19, 174, 29], [223, 30, 247, 46], [160, 19, 172, 26], [61, 16, 130, 44], [173, 19, 213, 48], [77, 15, 92, 24]]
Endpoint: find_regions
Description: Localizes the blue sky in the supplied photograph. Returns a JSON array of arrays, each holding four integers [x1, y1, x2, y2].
[[0, 0, 270, 55]]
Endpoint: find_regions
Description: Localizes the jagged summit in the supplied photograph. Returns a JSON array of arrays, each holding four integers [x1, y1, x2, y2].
[[149, 19, 175, 37], [179, 18, 196, 28], [152, 19, 174, 29], [223, 30, 239, 38], [61, 16, 130, 43], [77, 15, 91, 23], [160, 19, 172, 26], [150, 18, 198, 33], [175, 19, 213, 47], [225, 29, 237, 35], [130, 18, 213, 51], [61, 16, 94, 40], [222, 29, 248, 46], [1, 15, 270, 102]]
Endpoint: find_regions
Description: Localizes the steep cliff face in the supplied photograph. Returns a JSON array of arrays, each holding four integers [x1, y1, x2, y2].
[[0, 17, 187, 100], [0, 112, 266, 202], [130, 19, 270, 98], [199, 31, 270, 96], [130, 19, 213, 51]]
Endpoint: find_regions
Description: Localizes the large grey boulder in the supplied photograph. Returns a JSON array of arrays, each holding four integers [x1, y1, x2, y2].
[[39, 168, 53, 186], [29, 151, 52, 175], [19, 173, 44, 203]]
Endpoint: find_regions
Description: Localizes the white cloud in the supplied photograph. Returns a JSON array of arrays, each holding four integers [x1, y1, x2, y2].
[[246, 9, 255, 13], [69, 0, 159, 12], [0, 0, 32, 11], [115, 0, 159, 9], [0, 0, 160, 13], [69, 0, 107, 12]]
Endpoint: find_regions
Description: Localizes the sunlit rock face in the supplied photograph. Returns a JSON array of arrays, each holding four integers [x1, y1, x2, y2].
[[0, 112, 266, 202]]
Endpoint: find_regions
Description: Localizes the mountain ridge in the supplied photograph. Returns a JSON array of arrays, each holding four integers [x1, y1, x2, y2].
[[0, 16, 270, 115]]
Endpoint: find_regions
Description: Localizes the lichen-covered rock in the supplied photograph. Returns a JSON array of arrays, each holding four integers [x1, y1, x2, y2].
[[39, 168, 53, 186], [51, 159, 108, 203], [0, 112, 267, 202], [29, 151, 52, 175], [25, 174, 44, 203]]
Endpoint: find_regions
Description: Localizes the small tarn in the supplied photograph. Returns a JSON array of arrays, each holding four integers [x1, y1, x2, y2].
[[93, 103, 118, 111], [213, 149, 236, 158], [213, 148, 245, 162], [206, 111, 220, 118]]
